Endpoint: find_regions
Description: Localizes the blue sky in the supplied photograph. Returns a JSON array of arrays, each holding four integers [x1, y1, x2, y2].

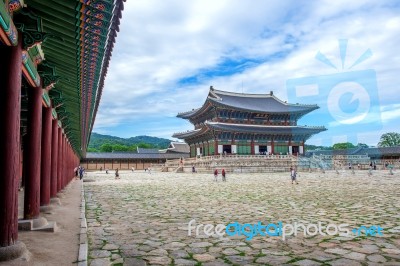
[[93, 0, 400, 146]]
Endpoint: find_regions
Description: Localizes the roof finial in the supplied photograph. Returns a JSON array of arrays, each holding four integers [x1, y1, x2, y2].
[[210, 86, 214, 91], [270, 91, 273, 95]]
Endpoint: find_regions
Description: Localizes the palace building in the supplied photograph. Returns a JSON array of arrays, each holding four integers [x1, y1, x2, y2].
[[173, 87, 326, 157]]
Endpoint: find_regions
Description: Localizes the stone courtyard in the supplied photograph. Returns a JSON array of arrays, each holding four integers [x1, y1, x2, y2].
[[84, 170, 400, 266]]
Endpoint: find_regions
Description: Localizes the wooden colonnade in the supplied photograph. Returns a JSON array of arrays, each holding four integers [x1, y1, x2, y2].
[[0, 37, 79, 255]]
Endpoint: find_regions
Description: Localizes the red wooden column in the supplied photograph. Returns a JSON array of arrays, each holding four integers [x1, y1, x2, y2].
[[67, 142, 71, 182], [271, 137, 275, 155], [50, 120, 58, 197], [62, 135, 66, 188], [24, 85, 43, 220], [60, 134, 65, 189], [0, 36, 22, 248], [40, 107, 52, 207], [57, 129, 62, 192], [66, 138, 69, 184]]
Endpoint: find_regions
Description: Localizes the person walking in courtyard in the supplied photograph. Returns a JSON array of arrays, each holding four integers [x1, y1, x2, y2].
[[222, 168, 226, 181], [214, 169, 218, 181], [74, 166, 79, 179], [192, 165, 196, 173], [115, 168, 120, 179], [291, 167, 298, 184], [79, 166, 84, 180]]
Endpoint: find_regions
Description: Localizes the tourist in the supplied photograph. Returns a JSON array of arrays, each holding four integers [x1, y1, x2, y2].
[[79, 166, 84, 180], [291, 167, 298, 184], [192, 165, 196, 173], [74, 166, 79, 179], [222, 169, 226, 181], [214, 169, 218, 182], [373, 162, 376, 170], [106, 168, 109, 174], [115, 168, 120, 179], [131, 167, 135, 172], [148, 167, 152, 174]]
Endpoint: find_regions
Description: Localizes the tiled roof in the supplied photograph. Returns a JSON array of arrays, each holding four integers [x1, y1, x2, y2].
[[307, 146, 400, 157], [209, 89, 319, 114], [206, 122, 326, 135], [360, 146, 400, 156], [167, 142, 190, 153], [173, 122, 326, 139], [177, 87, 319, 119], [137, 148, 160, 154]]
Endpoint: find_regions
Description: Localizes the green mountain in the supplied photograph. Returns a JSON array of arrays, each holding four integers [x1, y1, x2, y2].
[[88, 132, 171, 151]]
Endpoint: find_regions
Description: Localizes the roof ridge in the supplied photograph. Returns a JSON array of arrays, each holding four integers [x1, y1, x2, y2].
[[210, 87, 318, 107]]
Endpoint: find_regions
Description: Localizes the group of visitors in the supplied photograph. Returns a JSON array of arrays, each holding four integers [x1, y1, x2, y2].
[[213, 168, 226, 181], [74, 165, 85, 180]]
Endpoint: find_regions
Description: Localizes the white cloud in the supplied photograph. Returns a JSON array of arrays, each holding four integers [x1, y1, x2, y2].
[[93, 0, 400, 145]]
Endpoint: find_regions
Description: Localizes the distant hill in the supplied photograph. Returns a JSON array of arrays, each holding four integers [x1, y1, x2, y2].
[[88, 132, 172, 150]]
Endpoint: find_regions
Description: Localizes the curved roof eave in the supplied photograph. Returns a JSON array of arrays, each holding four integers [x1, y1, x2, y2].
[[205, 122, 327, 134]]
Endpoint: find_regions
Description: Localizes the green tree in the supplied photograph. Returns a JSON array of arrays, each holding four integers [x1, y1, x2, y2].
[[332, 142, 355, 150], [128, 145, 138, 151], [137, 142, 152, 148], [378, 132, 400, 147], [87, 147, 98, 152], [100, 143, 113, 152], [112, 144, 129, 151]]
